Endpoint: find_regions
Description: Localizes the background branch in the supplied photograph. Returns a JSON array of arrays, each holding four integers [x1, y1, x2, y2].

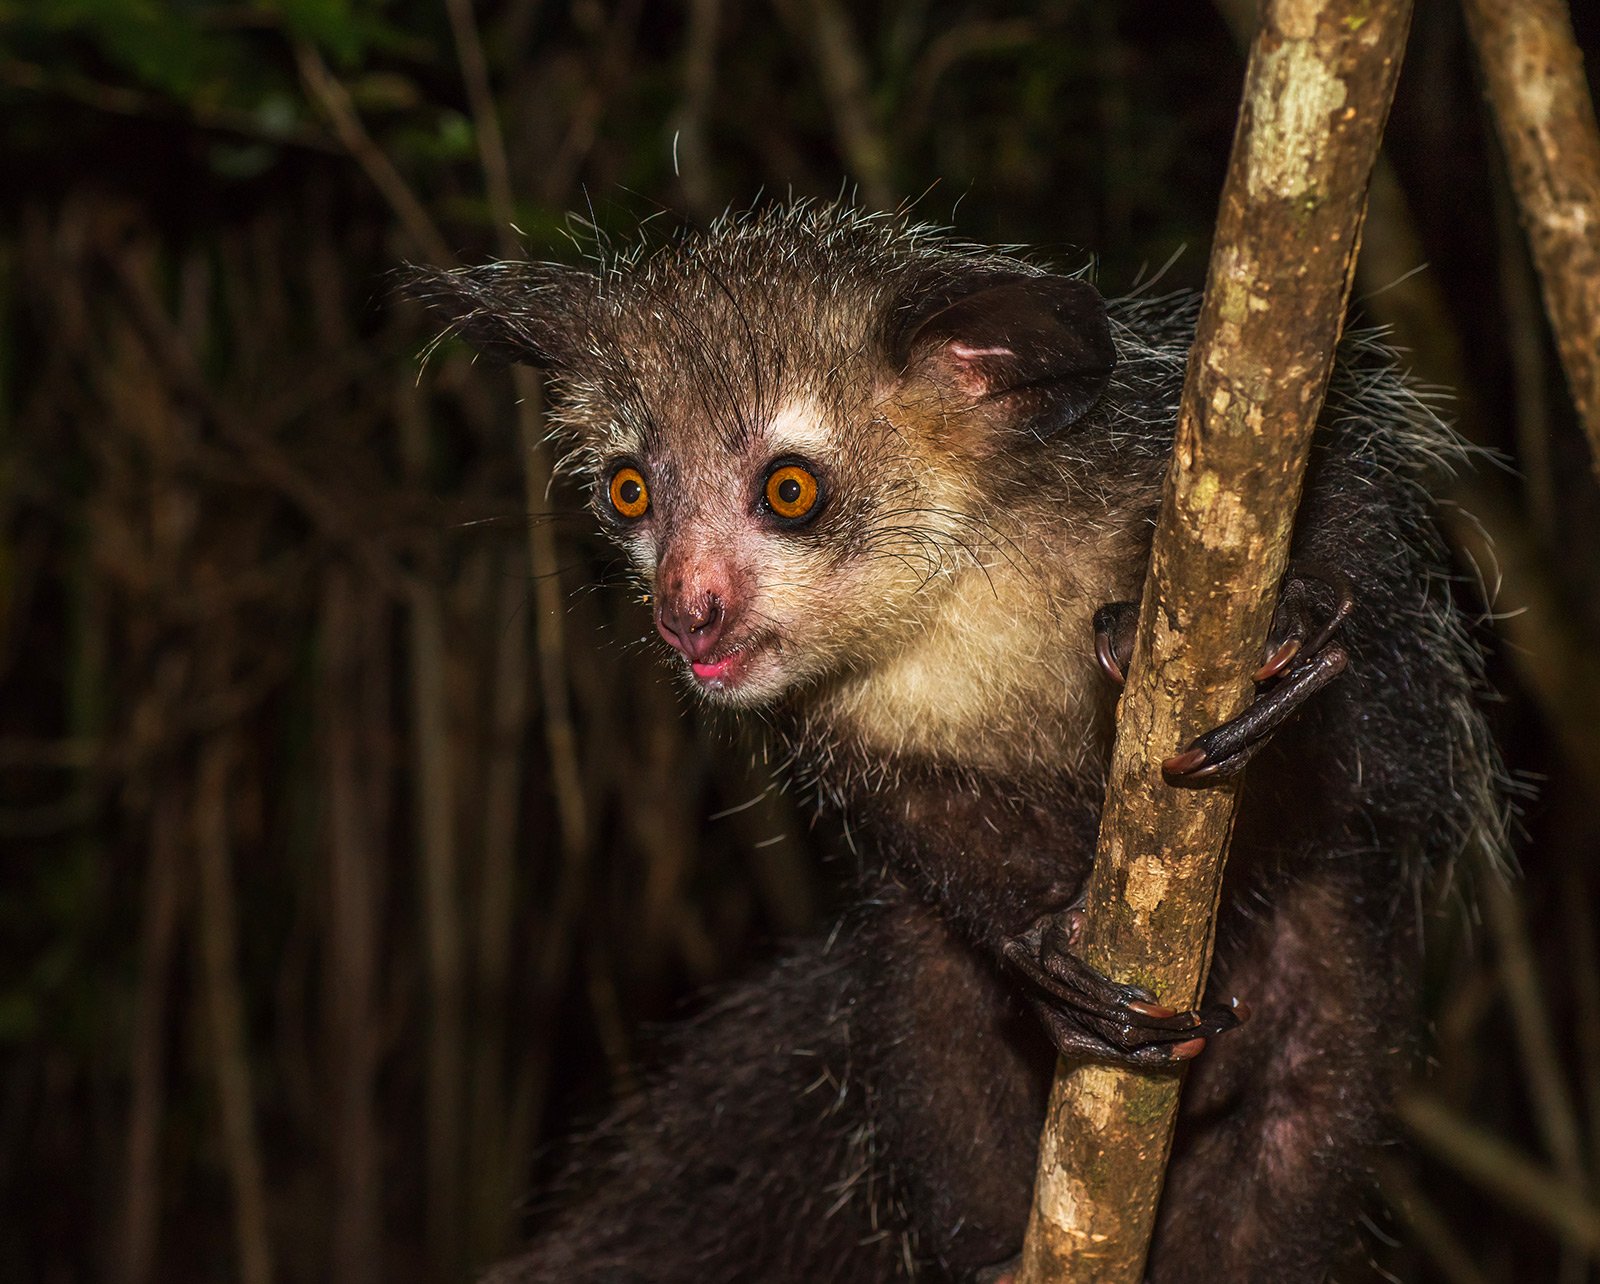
[[1460, 0, 1600, 479]]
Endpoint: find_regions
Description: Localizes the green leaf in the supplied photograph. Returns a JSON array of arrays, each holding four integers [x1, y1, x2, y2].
[[40, 0, 213, 98], [273, 0, 363, 65]]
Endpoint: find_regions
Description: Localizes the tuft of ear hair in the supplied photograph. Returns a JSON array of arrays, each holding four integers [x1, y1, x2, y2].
[[399, 261, 589, 367], [896, 274, 1116, 444]]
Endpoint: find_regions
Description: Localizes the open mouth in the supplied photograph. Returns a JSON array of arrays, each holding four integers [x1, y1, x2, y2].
[[691, 653, 737, 682], [686, 638, 765, 690]]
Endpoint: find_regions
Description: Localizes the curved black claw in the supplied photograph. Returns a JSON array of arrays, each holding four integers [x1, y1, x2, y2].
[[1093, 600, 1139, 686], [1161, 563, 1355, 783], [1253, 561, 1355, 682], [1001, 913, 1247, 1067]]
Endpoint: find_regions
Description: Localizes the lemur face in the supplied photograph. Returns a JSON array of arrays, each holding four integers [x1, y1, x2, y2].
[[588, 387, 980, 709], [406, 208, 1116, 711]]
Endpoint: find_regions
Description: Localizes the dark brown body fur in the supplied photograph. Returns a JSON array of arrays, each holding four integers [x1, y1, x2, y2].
[[408, 206, 1498, 1282]]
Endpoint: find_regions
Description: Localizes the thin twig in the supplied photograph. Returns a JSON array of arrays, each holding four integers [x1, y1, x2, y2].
[[100, 246, 412, 597], [0, 57, 342, 154], [1400, 1093, 1600, 1259], [294, 43, 456, 268], [1479, 868, 1588, 1187], [899, 19, 1038, 142], [540, 0, 646, 205], [773, 0, 898, 210]]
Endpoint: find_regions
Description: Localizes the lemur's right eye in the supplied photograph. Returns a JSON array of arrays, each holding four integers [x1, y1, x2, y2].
[[609, 466, 650, 520]]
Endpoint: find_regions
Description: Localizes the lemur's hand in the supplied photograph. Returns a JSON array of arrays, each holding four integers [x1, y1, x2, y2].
[[1001, 903, 1247, 1066], [1092, 562, 1354, 781]]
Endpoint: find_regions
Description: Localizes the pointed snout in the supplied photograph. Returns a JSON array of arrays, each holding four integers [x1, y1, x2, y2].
[[656, 591, 727, 661], [653, 549, 745, 662]]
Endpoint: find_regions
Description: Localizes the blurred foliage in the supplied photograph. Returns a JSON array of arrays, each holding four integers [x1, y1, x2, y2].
[[1, 2, 1598, 1283]]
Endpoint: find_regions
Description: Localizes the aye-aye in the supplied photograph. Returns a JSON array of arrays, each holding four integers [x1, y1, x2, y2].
[[406, 205, 1500, 1283]]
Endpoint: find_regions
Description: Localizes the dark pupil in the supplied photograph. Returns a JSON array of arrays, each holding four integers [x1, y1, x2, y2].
[[777, 477, 802, 505], [619, 478, 642, 505]]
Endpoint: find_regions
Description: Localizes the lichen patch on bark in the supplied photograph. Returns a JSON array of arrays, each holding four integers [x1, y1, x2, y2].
[[1246, 43, 1347, 200]]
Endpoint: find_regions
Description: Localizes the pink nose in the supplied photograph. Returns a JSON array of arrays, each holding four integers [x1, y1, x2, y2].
[[656, 593, 726, 661]]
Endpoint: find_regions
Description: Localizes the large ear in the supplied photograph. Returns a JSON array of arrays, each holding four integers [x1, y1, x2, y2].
[[894, 274, 1116, 441], [399, 261, 591, 367]]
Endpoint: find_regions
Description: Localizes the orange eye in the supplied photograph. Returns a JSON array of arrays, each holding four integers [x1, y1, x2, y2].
[[764, 463, 821, 522], [608, 466, 649, 520]]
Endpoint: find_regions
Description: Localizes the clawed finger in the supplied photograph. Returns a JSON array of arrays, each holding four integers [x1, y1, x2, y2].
[[1164, 644, 1349, 782]]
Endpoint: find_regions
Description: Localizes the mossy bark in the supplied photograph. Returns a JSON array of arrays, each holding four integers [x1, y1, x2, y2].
[[1016, 2, 1414, 1279]]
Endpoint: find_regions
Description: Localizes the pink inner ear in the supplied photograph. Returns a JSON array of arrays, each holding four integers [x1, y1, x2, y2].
[[941, 341, 1016, 399]]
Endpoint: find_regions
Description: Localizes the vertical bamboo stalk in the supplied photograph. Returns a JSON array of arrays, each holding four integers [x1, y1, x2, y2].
[[396, 373, 466, 1279], [119, 787, 185, 1284], [444, 0, 592, 871], [440, 12, 595, 1171], [476, 547, 528, 1014], [407, 579, 465, 1276], [516, 376, 591, 876], [1018, 2, 1412, 1278], [195, 737, 274, 1284], [320, 569, 384, 1284], [466, 541, 530, 1265]]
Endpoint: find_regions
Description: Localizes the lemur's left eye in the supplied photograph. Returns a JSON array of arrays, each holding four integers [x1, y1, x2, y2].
[[764, 462, 822, 523]]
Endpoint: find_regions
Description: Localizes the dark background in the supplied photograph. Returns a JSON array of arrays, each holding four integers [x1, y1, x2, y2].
[[3, 1, 1599, 1281]]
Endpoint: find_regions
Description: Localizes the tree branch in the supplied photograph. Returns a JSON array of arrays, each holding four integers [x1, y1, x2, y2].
[[1017, 2, 1412, 1278]]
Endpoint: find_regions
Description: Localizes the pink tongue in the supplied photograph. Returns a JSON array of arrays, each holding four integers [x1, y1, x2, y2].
[[692, 658, 730, 680]]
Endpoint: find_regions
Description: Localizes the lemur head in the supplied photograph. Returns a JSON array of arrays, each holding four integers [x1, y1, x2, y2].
[[407, 207, 1117, 710]]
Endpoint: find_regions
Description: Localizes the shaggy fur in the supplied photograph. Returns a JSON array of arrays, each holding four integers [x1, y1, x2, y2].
[[406, 204, 1502, 1283]]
